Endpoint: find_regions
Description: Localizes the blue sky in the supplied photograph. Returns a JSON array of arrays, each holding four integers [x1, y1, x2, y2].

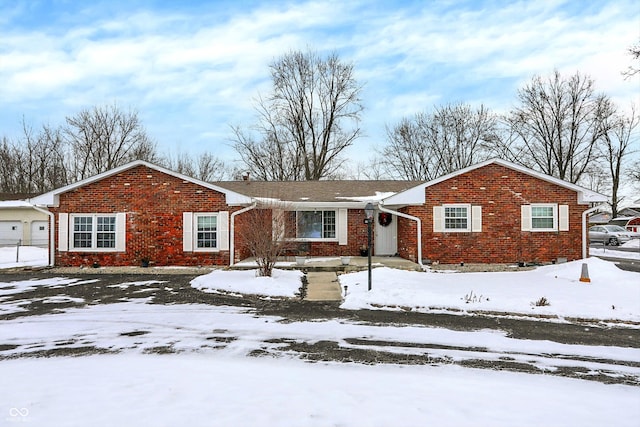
[[1, 0, 639, 172]]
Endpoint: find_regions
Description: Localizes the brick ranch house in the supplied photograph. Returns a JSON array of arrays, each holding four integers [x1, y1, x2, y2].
[[30, 159, 606, 268]]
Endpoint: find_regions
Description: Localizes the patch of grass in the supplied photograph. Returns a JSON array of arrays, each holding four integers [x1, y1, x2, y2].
[[532, 296, 550, 307], [462, 290, 488, 304]]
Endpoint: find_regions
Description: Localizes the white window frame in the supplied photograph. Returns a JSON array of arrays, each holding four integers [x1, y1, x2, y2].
[[522, 203, 556, 233], [293, 210, 339, 242], [443, 204, 471, 232], [194, 213, 219, 251], [68, 213, 125, 252], [183, 211, 229, 253]]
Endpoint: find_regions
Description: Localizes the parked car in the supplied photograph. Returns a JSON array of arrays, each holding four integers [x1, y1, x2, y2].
[[588, 225, 638, 246]]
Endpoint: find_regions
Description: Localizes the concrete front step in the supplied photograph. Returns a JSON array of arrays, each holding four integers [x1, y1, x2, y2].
[[304, 271, 343, 302]]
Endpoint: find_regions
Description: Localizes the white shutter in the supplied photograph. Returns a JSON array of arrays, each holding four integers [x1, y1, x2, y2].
[[471, 206, 482, 232], [338, 208, 348, 245], [183, 212, 193, 252], [559, 205, 569, 231], [58, 213, 68, 252], [433, 206, 444, 232], [218, 211, 229, 250], [115, 213, 126, 251], [521, 205, 531, 231]]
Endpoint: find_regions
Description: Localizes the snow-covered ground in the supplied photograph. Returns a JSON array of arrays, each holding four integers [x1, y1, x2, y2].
[[340, 257, 640, 323], [590, 238, 640, 260], [188, 257, 640, 323], [1, 249, 639, 426], [192, 268, 304, 297], [1, 294, 639, 426], [2, 353, 638, 427], [0, 246, 48, 269]]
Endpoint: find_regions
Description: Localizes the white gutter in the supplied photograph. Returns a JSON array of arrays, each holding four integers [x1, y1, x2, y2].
[[582, 204, 607, 259], [378, 202, 423, 268], [31, 205, 55, 267], [229, 202, 257, 266]]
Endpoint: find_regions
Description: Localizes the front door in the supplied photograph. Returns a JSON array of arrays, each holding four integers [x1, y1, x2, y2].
[[374, 212, 397, 256]]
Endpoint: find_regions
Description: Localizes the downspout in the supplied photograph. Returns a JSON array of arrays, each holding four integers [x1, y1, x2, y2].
[[378, 201, 423, 268], [31, 205, 55, 267], [582, 204, 605, 259], [230, 202, 257, 266]]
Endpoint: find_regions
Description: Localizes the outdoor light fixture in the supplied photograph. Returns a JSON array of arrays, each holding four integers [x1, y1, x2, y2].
[[364, 202, 374, 291]]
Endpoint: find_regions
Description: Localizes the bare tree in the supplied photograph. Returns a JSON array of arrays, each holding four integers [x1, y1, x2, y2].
[[623, 39, 640, 79], [232, 49, 363, 180], [0, 120, 67, 193], [162, 151, 229, 181], [599, 106, 639, 217], [378, 103, 500, 180], [629, 160, 640, 186], [63, 103, 159, 181], [236, 201, 296, 277], [0, 136, 20, 193], [506, 70, 613, 184], [346, 158, 389, 180]]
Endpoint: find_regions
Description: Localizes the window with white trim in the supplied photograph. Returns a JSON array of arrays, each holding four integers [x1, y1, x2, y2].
[[196, 214, 217, 249], [531, 205, 555, 230], [295, 210, 336, 239], [71, 214, 117, 250], [182, 211, 229, 252], [444, 205, 470, 231], [433, 204, 481, 233], [521, 204, 564, 232]]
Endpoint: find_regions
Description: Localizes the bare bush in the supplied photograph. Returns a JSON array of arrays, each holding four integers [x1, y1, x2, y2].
[[237, 201, 297, 277]]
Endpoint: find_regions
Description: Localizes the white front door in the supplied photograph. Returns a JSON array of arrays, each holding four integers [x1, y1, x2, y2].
[[374, 212, 397, 256]]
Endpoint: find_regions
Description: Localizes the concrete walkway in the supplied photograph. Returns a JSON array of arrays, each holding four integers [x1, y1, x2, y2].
[[304, 271, 343, 302]]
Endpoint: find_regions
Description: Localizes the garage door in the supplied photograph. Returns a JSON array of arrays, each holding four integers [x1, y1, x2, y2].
[[31, 221, 49, 247], [0, 221, 23, 245]]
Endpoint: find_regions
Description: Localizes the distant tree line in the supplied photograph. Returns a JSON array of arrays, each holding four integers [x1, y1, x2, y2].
[[1, 44, 638, 217], [0, 104, 230, 195]]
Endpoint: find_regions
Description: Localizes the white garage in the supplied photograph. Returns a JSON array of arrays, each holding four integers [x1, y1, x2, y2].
[[0, 221, 23, 246], [30, 221, 49, 247]]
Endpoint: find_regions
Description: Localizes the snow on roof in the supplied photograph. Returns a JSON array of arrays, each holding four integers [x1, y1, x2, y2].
[[0, 200, 35, 208], [217, 180, 423, 204], [336, 191, 396, 202]]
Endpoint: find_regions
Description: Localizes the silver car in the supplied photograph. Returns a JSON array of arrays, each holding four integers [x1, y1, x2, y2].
[[588, 225, 636, 246]]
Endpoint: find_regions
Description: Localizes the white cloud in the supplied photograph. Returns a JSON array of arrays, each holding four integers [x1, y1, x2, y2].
[[0, 0, 638, 163]]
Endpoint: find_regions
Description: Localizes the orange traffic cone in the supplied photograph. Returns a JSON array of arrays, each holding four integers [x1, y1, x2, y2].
[[579, 263, 591, 283]]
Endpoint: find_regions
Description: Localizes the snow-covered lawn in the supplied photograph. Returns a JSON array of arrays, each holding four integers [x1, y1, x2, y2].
[[2, 260, 639, 426], [2, 354, 638, 427], [590, 238, 640, 260], [340, 257, 640, 323], [192, 268, 304, 297], [0, 246, 48, 269], [187, 257, 639, 323], [1, 298, 639, 426]]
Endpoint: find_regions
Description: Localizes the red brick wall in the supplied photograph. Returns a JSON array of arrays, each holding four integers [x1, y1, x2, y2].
[[397, 164, 587, 264], [50, 165, 241, 267], [235, 208, 372, 260]]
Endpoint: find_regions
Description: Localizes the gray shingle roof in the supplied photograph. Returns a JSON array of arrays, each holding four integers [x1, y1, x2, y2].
[[215, 180, 424, 203]]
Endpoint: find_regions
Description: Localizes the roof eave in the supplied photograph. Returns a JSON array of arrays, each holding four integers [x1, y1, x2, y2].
[[29, 160, 254, 207], [382, 159, 609, 205]]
